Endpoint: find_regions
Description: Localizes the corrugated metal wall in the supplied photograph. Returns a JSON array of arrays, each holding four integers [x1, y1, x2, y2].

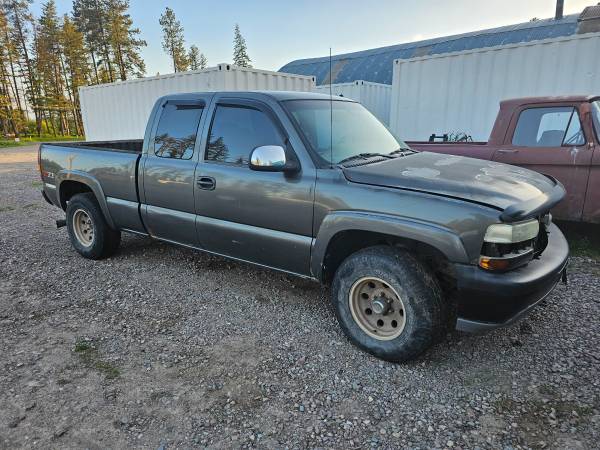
[[79, 64, 316, 141], [313, 81, 392, 125], [390, 32, 600, 141]]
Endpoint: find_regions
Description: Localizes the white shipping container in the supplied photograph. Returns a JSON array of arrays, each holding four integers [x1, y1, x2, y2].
[[314, 80, 392, 125], [390, 32, 600, 141], [79, 64, 316, 141]]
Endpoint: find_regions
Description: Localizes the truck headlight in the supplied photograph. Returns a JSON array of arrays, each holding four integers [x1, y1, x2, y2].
[[479, 219, 540, 271], [483, 220, 539, 244]]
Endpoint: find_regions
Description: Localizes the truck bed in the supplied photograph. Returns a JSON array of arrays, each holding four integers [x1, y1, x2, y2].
[[39, 141, 142, 232]]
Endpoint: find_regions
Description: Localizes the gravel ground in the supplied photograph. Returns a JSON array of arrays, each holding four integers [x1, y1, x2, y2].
[[1, 145, 599, 449]]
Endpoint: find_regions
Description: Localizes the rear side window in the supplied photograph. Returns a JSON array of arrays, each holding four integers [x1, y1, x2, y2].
[[154, 103, 203, 159], [512, 106, 584, 147], [206, 105, 285, 165]]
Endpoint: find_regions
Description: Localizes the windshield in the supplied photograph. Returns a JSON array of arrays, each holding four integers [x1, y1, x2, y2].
[[283, 100, 408, 165], [592, 101, 600, 142]]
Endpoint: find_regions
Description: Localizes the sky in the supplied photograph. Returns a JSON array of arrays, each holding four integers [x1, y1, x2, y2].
[[31, 0, 594, 76]]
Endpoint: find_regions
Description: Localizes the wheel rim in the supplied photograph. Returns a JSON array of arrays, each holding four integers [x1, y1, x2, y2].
[[72, 209, 94, 247], [349, 277, 406, 340]]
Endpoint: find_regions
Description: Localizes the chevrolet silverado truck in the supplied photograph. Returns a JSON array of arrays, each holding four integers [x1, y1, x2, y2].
[[408, 96, 600, 223], [39, 91, 569, 362]]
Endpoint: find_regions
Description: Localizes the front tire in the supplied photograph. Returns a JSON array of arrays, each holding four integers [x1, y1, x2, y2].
[[331, 246, 448, 362], [66, 193, 121, 259]]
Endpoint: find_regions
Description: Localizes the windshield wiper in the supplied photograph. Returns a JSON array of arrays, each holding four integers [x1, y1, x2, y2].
[[337, 153, 392, 165]]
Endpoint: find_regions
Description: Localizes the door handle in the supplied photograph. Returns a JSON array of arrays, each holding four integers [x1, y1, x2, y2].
[[197, 176, 216, 190], [497, 149, 519, 154]]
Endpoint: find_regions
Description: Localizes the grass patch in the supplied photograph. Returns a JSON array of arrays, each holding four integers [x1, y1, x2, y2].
[[0, 205, 15, 212], [31, 181, 43, 188], [568, 236, 600, 259], [557, 221, 600, 260], [73, 339, 120, 380], [74, 340, 93, 353], [0, 135, 83, 148]]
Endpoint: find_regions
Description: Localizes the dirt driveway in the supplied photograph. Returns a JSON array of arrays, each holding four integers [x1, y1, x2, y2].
[[1, 145, 599, 449]]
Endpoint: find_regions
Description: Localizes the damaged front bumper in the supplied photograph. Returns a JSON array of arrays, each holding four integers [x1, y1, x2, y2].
[[453, 223, 569, 333]]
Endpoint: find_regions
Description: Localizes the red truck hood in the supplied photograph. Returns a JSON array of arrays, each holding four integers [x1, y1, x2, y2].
[[342, 151, 558, 211]]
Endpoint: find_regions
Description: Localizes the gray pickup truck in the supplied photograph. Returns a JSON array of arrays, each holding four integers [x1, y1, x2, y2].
[[39, 91, 569, 362]]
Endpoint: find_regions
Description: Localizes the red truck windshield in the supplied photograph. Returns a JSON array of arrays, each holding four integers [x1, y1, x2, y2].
[[284, 100, 406, 165]]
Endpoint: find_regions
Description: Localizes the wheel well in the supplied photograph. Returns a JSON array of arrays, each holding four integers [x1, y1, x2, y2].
[[59, 181, 93, 210], [321, 230, 456, 291]]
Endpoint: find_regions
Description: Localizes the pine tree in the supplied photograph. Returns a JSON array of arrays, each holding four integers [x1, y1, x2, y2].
[[60, 14, 89, 134], [199, 52, 207, 70], [233, 24, 251, 68], [3, 0, 44, 135], [188, 44, 207, 71], [159, 7, 188, 72], [105, 0, 146, 80], [36, 0, 68, 135], [72, 0, 114, 83], [188, 44, 198, 70], [0, 8, 25, 135], [0, 11, 24, 137]]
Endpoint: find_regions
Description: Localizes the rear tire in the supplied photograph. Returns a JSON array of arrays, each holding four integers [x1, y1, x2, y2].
[[66, 193, 120, 259], [331, 246, 448, 362]]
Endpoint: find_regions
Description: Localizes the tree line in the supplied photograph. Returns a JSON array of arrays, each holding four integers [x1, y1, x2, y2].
[[159, 7, 251, 72], [0, 0, 252, 139]]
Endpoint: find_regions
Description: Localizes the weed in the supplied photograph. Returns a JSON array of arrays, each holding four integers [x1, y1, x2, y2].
[[74, 340, 92, 353], [73, 339, 120, 380], [93, 361, 121, 380]]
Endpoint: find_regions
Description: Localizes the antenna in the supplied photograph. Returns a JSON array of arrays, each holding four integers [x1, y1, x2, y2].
[[329, 48, 333, 168]]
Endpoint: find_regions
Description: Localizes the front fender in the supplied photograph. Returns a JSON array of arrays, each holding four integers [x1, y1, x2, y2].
[[310, 211, 469, 279], [56, 170, 116, 229]]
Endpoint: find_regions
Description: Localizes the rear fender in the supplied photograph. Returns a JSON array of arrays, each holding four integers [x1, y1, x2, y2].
[[311, 211, 469, 279], [56, 170, 116, 229]]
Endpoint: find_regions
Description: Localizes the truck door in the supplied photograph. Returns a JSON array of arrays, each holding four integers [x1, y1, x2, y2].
[[141, 96, 211, 246], [493, 104, 593, 221], [582, 100, 600, 223], [193, 97, 316, 275]]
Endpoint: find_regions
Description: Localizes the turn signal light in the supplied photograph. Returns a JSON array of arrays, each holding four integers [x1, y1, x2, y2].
[[478, 257, 511, 271]]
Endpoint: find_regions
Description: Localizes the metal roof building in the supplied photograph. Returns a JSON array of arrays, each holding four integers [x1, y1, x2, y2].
[[279, 12, 592, 85]]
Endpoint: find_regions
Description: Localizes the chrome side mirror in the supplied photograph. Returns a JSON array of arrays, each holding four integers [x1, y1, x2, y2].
[[249, 145, 298, 172]]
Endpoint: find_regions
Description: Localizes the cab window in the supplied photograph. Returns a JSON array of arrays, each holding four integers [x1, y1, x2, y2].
[[592, 101, 600, 142], [512, 106, 584, 147], [154, 103, 203, 159], [205, 105, 285, 165]]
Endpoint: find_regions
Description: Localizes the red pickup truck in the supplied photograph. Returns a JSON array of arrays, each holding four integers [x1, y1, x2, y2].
[[408, 96, 600, 223]]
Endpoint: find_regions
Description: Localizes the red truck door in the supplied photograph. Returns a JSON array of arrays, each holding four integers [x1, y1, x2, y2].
[[582, 100, 600, 223], [492, 103, 593, 221]]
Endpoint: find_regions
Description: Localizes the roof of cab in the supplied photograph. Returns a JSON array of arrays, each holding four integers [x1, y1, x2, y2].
[[160, 90, 355, 103], [500, 95, 600, 107]]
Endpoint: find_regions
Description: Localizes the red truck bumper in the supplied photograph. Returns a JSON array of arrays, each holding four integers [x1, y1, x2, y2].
[[453, 223, 569, 333]]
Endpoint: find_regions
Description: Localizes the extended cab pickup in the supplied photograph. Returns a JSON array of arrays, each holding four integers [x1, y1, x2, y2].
[[408, 96, 600, 223], [39, 91, 569, 362]]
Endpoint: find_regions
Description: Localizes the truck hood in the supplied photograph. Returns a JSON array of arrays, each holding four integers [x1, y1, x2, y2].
[[342, 152, 557, 211]]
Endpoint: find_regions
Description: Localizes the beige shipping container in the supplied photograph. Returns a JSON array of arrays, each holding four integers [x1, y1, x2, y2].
[[390, 32, 600, 141], [314, 80, 392, 125], [79, 64, 316, 141]]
